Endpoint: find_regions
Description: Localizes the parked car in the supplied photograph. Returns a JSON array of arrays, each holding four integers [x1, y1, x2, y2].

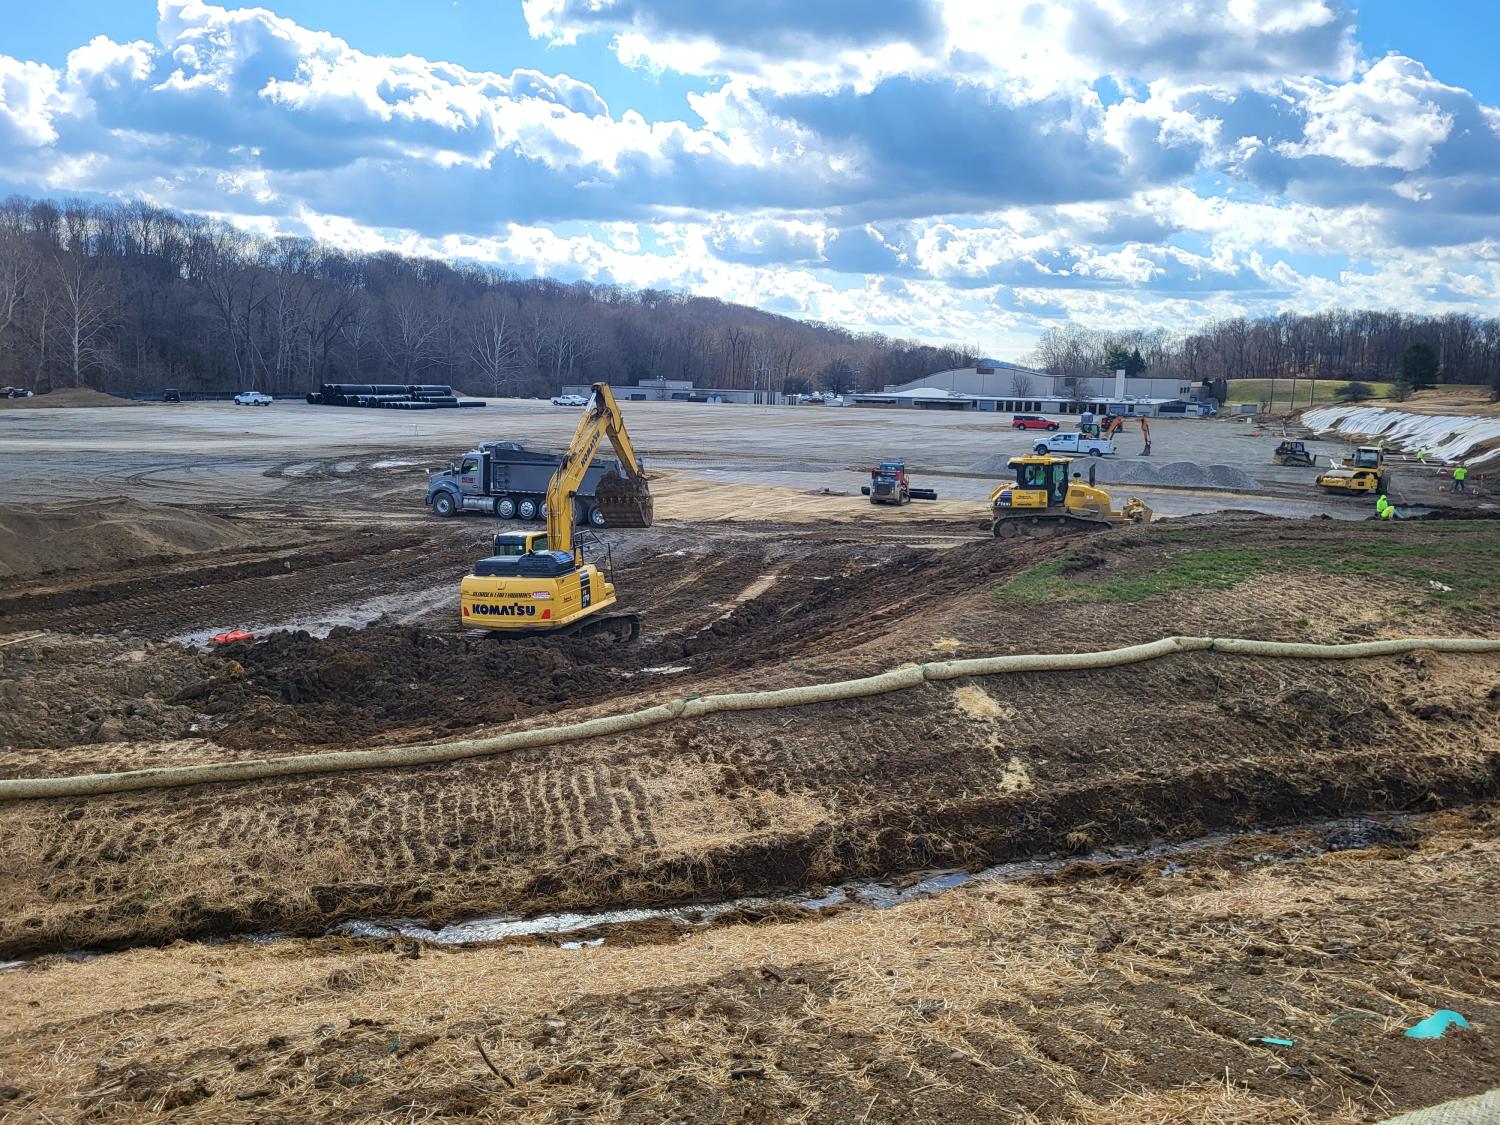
[[234, 391, 274, 406], [0, 386, 33, 399], [1011, 414, 1060, 431], [550, 393, 588, 406], [162, 387, 182, 403]]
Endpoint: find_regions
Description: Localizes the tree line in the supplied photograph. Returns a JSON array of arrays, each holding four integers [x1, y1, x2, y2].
[[0, 194, 973, 398], [1026, 311, 1500, 402]]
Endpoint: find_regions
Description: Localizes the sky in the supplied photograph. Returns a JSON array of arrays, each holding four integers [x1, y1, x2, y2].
[[1, 1, 1497, 357]]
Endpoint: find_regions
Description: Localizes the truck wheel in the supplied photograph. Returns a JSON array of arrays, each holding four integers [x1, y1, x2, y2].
[[540, 501, 548, 519], [1089, 449, 1103, 457], [518, 498, 538, 521], [1034, 444, 1048, 455], [432, 491, 458, 518], [588, 504, 607, 527], [496, 497, 516, 519], [573, 498, 587, 526]]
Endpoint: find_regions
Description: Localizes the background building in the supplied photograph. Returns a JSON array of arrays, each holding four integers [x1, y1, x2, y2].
[[560, 379, 787, 405], [850, 359, 1195, 416]]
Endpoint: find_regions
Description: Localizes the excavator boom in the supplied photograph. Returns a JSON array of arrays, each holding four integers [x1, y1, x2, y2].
[[546, 382, 653, 555]]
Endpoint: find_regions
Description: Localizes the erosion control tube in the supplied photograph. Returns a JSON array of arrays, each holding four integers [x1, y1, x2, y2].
[[4, 635, 1497, 802]]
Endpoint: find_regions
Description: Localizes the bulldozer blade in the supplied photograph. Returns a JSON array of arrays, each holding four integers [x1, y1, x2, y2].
[[595, 470, 654, 528]]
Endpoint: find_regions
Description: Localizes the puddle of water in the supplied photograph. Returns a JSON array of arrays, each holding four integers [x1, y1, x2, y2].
[[332, 818, 1379, 949], [369, 459, 428, 469], [170, 583, 453, 646]]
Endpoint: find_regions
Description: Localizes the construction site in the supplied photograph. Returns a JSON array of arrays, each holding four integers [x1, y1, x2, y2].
[[1, 389, 1498, 1123]]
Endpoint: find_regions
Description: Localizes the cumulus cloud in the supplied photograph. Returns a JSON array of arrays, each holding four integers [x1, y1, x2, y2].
[[0, 0, 1493, 351]]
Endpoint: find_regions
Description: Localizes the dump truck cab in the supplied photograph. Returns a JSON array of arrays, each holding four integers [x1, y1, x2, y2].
[[990, 454, 1150, 537]]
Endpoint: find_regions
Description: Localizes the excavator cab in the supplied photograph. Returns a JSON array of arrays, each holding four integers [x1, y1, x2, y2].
[[492, 531, 549, 557]]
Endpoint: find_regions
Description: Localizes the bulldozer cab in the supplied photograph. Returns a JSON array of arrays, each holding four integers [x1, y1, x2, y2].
[[1010, 456, 1071, 506], [1276, 441, 1306, 456]]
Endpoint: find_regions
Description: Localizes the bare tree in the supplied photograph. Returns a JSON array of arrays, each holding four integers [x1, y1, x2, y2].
[[467, 293, 522, 395], [54, 253, 118, 387]]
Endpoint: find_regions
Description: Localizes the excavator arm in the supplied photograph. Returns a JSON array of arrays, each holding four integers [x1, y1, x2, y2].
[[545, 382, 652, 556]]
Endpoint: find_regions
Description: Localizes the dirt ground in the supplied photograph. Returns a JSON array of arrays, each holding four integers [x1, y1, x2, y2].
[[0, 419, 1497, 1120], [1, 808, 1496, 1122]]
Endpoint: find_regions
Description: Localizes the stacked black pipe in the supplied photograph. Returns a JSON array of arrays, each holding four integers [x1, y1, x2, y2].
[[304, 382, 485, 409]]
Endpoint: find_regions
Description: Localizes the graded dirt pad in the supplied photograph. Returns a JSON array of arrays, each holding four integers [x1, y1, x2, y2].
[[0, 497, 276, 580], [1, 809, 1496, 1123], [0, 387, 136, 409]]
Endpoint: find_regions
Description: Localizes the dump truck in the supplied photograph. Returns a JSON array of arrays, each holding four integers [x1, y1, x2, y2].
[[426, 441, 635, 524], [860, 461, 938, 505], [1316, 446, 1387, 495], [459, 383, 651, 641], [990, 455, 1151, 537]]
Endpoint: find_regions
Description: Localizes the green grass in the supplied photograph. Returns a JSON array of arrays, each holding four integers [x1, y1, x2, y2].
[[1222, 379, 1479, 409], [996, 530, 1500, 610]]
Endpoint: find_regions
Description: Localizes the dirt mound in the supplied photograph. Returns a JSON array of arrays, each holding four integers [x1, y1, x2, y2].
[[0, 388, 135, 409], [0, 634, 217, 750], [0, 498, 264, 580]]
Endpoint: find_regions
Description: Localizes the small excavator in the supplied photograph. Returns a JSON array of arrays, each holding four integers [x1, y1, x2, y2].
[[459, 382, 652, 640], [990, 454, 1152, 537]]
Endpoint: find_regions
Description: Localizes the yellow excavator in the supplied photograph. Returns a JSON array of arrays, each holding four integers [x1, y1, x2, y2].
[[990, 454, 1152, 537], [459, 382, 652, 640]]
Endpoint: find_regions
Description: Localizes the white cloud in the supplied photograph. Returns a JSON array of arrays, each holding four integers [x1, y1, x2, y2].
[[0, 0, 1493, 354]]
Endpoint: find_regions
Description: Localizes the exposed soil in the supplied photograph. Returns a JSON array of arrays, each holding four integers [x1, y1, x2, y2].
[[1, 808, 1495, 1123], [0, 487, 1496, 1122], [0, 387, 136, 409], [0, 497, 280, 580]]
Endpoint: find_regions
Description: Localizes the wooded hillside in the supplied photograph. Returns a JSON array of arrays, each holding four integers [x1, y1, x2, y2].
[[0, 195, 970, 397]]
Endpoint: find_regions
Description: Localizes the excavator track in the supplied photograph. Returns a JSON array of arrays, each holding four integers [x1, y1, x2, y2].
[[484, 613, 641, 643], [595, 470, 654, 528]]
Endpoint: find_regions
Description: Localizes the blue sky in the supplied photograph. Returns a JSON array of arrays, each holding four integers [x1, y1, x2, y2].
[[1, 1, 1496, 355]]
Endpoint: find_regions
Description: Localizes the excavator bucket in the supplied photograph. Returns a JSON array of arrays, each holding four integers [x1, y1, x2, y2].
[[595, 470, 653, 528]]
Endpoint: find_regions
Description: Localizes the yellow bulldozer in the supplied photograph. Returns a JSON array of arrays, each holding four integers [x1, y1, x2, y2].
[[1316, 445, 1388, 495], [459, 382, 652, 640], [989, 454, 1152, 538]]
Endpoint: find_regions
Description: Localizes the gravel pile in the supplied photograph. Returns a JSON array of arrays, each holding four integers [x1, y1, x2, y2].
[[969, 455, 1259, 492]]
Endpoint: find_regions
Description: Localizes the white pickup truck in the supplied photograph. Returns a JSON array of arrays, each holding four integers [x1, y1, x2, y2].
[[233, 391, 274, 406], [1031, 431, 1116, 457]]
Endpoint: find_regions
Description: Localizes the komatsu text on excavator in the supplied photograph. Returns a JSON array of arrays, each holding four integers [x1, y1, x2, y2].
[[459, 383, 652, 640]]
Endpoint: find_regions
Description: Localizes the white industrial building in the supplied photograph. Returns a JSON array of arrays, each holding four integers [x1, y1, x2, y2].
[[560, 379, 786, 405], [850, 359, 1194, 416]]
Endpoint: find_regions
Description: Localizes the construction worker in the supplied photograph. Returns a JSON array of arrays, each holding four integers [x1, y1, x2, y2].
[[1453, 465, 1468, 494], [1376, 494, 1391, 517], [1380, 501, 1397, 520]]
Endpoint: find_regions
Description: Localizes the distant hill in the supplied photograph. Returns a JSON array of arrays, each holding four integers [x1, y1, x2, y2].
[[0, 194, 972, 398]]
